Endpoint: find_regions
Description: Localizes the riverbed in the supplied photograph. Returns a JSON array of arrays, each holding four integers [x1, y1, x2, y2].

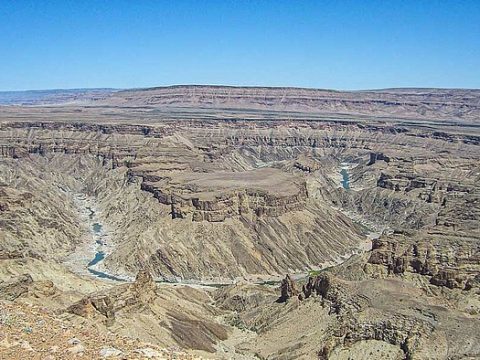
[[335, 162, 392, 250], [340, 169, 350, 189], [340, 162, 351, 190], [64, 194, 131, 282], [86, 219, 126, 282]]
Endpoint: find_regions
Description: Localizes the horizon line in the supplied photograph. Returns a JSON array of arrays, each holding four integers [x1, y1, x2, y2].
[[1, 84, 480, 93]]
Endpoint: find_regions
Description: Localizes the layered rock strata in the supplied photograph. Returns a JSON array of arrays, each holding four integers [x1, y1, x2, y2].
[[0, 98, 479, 280]]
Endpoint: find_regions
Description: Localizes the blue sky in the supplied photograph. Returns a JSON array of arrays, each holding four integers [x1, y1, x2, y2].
[[0, 0, 479, 91]]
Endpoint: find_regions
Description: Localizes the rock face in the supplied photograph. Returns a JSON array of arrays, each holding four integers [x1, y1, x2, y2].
[[0, 158, 85, 262], [140, 168, 308, 222], [132, 269, 156, 294], [367, 152, 390, 166], [368, 236, 479, 290], [301, 276, 315, 299]]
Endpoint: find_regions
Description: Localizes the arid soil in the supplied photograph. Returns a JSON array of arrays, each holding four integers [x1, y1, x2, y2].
[[0, 86, 479, 359]]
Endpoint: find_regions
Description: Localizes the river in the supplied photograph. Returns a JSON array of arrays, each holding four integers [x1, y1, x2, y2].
[[64, 194, 130, 283], [340, 163, 350, 190], [86, 219, 126, 282]]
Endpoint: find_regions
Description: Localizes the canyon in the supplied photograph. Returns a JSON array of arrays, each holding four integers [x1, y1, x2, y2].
[[0, 86, 479, 359]]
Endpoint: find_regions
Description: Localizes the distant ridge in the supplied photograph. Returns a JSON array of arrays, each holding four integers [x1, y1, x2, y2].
[[0, 88, 118, 105], [101, 85, 480, 122], [1, 85, 478, 123], [126, 84, 480, 93]]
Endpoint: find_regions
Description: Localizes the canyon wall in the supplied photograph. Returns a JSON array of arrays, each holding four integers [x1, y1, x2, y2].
[[1, 118, 478, 283]]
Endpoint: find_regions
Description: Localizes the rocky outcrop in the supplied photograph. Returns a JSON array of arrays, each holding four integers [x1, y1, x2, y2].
[[367, 152, 390, 166], [142, 179, 308, 222], [368, 238, 437, 275], [301, 276, 315, 299], [0, 274, 34, 301], [430, 269, 466, 289], [130, 269, 157, 302], [0, 274, 57, 301], [67, 270, 156, 325], [280, 273, 370, 313], [300, 273, 370, 314], [368, 236, 479, 290], [465, 274, 480, 291], [273, 272, 480, 360], [278, 274, 299, 302], [294, 155, 321, 173], [339, 314, 435, 359]]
